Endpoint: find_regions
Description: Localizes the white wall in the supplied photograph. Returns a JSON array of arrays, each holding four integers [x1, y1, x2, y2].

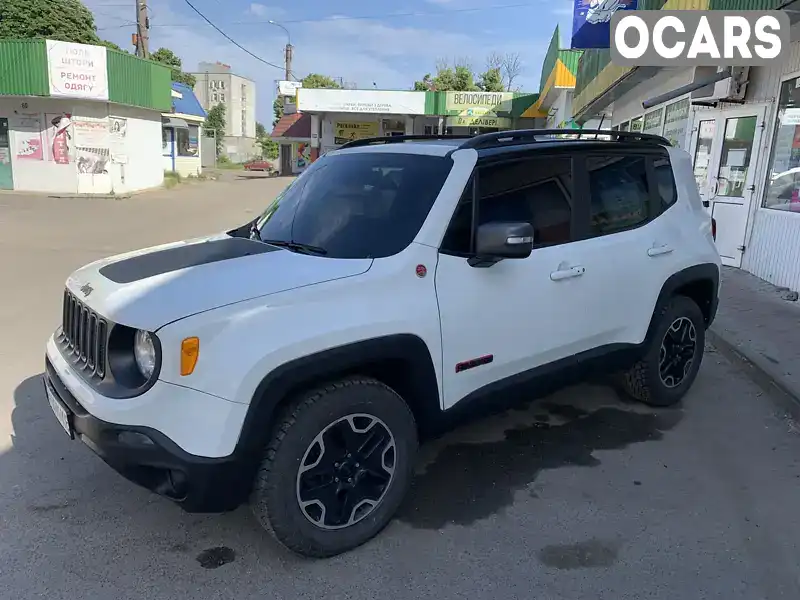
[[0, 97, 163, 194]]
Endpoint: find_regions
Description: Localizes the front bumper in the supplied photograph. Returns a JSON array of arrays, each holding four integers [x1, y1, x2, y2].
[[43, 356, 253, 513]]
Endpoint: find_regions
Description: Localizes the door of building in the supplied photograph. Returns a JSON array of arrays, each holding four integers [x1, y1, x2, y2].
[[280, 144, 292, 175], [688, 105, 766, 268], [0, 118, 14, 190]]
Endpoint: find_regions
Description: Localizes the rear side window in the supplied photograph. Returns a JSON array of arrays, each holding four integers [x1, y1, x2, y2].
[[441, 157, 573, 254], [653, 156, 678, 210], [587, 155, 650, 236], [254, 152, 452, 259]]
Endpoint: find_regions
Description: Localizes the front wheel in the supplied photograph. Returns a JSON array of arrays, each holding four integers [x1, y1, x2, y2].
[[250, 377, 417, 558], [619, 295, 706, 407]]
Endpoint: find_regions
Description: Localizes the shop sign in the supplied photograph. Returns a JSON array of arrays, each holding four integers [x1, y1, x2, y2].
[[571, 0, 638, 50], [46, 40, 109, 101], [662, 98, 690, 150], [446, 115, 512, 128], [781, 108, 800, 126], [444, 92, 514, 116], [643, 108, 663, 135], [334, 121, 379, 145], [278, 81, 302, 97], [298, 89, 426, 115]]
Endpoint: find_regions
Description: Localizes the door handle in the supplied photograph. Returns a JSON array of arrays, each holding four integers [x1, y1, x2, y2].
[[550, 266, 585, 281], [648, 245, 674, 257]]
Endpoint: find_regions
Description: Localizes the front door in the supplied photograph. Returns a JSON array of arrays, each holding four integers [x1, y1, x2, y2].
[[0, 118, 14, 190], [280, 144, 292, 175], [688, 105, 766, 267]]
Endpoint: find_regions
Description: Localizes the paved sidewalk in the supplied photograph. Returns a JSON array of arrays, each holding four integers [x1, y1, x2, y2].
[[708, 266, 800, 408]]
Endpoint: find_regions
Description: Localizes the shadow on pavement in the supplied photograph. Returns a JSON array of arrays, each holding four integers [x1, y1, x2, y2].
[[6, 370, 682, 577]]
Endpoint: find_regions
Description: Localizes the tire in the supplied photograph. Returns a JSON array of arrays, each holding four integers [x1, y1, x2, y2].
[[619, 295, 706, 408], [250, 377, 418, 558]]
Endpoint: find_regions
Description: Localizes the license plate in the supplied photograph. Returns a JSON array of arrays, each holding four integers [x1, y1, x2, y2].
[[46, 380, 73, 439]]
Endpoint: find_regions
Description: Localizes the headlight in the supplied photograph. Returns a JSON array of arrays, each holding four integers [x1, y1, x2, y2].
[[133, 330, 157, 379]]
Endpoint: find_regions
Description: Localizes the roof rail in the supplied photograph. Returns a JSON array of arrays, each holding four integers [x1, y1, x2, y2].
[[459, 129, 671, 150], [339, 134, 474, 149]]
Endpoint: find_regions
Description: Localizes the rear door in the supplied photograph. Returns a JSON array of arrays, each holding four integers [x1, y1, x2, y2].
[[568, 148, 680, 348]]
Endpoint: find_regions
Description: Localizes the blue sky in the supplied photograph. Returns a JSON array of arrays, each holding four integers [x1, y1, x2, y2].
[[86, 0, 575, 124]]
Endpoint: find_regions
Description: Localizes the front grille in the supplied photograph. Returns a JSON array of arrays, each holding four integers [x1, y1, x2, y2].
[[61, 290, 108, 378]]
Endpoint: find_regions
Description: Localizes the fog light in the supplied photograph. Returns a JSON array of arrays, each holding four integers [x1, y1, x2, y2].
[[117, 431, 154, 446]]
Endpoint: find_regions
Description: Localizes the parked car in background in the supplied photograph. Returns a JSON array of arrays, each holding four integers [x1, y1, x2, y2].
[[243, 158, 275, 173]]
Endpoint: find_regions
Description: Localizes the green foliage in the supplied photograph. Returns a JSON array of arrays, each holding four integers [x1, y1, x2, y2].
[[413, 65, 478, 92], [478, 67, 504, 92], [256, 122, 267, 138], [205, 103, 226, 154], [0, 0, 122, 51], [255, 121, 278, 160], [151, 47, 197, 87]]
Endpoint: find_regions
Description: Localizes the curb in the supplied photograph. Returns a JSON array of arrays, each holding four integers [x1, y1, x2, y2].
[[707, 328, 800, 421]]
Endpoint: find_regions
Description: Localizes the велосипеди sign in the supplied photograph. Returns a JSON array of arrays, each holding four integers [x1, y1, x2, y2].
[[610, 11, 789, 67]]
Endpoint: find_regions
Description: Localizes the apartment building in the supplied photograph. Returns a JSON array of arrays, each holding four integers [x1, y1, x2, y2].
[[191, 61, 257, 163]]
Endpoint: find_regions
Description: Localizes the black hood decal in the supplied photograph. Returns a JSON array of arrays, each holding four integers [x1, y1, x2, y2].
[[99, 237, 279, 284]]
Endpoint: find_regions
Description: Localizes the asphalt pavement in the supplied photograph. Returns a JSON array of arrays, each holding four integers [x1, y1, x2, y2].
[[2, 180, 800, 600]]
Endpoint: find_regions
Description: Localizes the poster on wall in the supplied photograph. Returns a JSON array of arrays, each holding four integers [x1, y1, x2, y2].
[[662, 98, 690, 150], [45, 113, 72, 164], [76, 149, 110, 174], [46, 40, 109, 101], [12, 114, 44, 160], [73, 117, 109, 148], [109, 117, 128, 162], [571, 0, 638, 49], [334, 121, 379, 145]]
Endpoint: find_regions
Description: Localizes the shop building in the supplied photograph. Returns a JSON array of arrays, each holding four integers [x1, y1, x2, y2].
[[162, 82, 206, 177], [0, 39, 171, 195], [290, 87, 545, 166], [270, 112, 312, 175], [569, 0, 800, 292]]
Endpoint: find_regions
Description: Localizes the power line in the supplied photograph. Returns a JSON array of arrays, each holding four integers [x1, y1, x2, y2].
[[181, 0, 294, 78], [97, 2, 540, 30]]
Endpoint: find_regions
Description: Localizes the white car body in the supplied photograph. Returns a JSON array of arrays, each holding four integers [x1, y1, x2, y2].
[[44, 132, 721, 522]]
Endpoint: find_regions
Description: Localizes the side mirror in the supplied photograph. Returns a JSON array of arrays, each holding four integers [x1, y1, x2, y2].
[[468, 221, 534, 267]]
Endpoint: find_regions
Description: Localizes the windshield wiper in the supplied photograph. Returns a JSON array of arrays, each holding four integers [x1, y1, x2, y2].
[[261, 239, 328, 256]]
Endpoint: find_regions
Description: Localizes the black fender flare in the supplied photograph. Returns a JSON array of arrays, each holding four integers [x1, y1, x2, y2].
[[645, 262, 720, 344], [233, 334, 441, 461]]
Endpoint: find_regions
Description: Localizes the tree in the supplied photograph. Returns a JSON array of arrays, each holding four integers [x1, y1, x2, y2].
[[151, 47, 197, 87], [0, 0, 121, 49], [255, 121, 278, 159], [273, 73, 341, 126], [486, 51, 523, 91], [205, 103, 226, 154], [478, 67, 504, 92], [413, 61, 478, 92]]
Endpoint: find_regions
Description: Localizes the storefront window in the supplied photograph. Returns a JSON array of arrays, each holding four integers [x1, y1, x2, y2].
[[643, 108, 664, 135], [717, 116, 757, 197], [619, 121, 630, 132], [663, 98, 690, 150], [693, 120, 715, 191], [764, 76, 800, 212], [630, 116, 643, 132], [177, 125, 199, 157]]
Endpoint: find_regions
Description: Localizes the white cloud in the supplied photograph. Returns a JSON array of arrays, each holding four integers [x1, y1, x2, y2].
[[248, 4, 286, 19]]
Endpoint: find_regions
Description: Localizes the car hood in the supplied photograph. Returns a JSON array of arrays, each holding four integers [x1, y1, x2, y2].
[[65, 233, 372, 330]]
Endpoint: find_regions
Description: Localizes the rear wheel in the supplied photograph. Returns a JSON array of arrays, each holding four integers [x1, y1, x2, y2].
[[619, 295, 706, 407], [250, 377, 417, 558]]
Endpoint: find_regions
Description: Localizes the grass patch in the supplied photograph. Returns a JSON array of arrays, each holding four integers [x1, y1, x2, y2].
[[216, 156, 245, 170], [164, 171, 182, 188]]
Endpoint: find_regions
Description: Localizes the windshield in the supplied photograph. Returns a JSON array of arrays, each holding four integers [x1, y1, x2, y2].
[[253, 151, 453, 259]]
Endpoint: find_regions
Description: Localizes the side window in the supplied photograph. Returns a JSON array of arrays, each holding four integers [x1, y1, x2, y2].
[[440, 157, 573, 254], [480, 157, 573, 248], [653, 155, 678, 211], [587, 155, 650, 236]]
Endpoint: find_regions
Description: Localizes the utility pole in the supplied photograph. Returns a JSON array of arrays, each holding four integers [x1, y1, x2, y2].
[[135, 1, 149, 58], [284, 42, 293, 82]]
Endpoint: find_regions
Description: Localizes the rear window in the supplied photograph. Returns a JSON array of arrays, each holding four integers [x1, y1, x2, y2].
[[254, 152, 452, 259]]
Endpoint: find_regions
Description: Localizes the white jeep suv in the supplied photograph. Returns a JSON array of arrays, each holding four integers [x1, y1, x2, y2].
[[44, 130, 721, 558]]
